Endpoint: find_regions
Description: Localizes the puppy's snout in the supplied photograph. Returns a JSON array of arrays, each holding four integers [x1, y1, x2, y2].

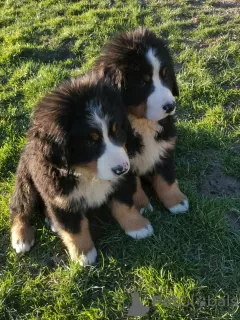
[[163, 103, 175, 113], [112, 162, 129, 176]]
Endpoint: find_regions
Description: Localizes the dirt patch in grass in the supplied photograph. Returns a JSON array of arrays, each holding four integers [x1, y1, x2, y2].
[[227, 209, 240, 231], [211, 0, 240, 9], [232, 142, 240, 153], [199, 156, 240, 197]]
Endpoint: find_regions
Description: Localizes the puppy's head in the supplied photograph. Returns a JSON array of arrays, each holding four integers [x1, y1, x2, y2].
[[29, 75, 130, 181], [95, 27, 179, 121]]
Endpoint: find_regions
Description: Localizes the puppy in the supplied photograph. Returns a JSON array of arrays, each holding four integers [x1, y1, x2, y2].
[[94, 27, 189, 214], [10, 74, 153, 266]]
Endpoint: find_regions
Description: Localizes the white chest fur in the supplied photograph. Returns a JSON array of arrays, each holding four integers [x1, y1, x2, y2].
[[55, 170, 120, 210], [128, 115, 175, 176]]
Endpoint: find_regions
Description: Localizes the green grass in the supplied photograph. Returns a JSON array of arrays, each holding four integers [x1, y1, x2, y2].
[[1, 0, 240, 319]]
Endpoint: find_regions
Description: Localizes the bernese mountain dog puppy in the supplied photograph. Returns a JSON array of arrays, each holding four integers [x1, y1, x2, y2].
[[10, 74, 153, 266], [94, 27, 189, 214]]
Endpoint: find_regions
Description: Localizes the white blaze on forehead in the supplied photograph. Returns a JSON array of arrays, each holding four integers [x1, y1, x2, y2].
[[90, 110, 130, 181], [145, 49, 175, 121], [146, 48, 161, 80]]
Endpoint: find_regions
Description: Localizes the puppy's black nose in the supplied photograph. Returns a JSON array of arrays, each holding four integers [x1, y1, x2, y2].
[[112, 165, 128, 176], [163, 103, 175, 113]]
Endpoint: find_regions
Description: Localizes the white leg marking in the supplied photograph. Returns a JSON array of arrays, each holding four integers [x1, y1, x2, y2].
[[78, 247, 97, 266], [45, 217, 57, 232], [169, 199, 189, 215], [140, 203, 154, 215], [12, 238, 35, 254], [126, 224, 153, 239]]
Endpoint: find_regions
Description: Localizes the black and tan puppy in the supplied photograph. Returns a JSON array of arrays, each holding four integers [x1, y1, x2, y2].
[[94, 27, 189, 214], [10, 74, 153, 266]]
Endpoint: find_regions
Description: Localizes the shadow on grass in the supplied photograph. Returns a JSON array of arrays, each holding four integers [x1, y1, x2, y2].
[[18, 46, 78, 65]]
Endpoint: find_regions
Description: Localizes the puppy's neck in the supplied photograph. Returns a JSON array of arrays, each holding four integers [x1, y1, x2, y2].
[[128, 103, 147, 118], [128, 114, 162, 134], [71, 163, 98, 181]]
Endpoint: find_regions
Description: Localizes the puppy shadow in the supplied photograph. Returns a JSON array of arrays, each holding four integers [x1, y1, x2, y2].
[[87, 204, 115, 249], [17, 44, 81, 69]]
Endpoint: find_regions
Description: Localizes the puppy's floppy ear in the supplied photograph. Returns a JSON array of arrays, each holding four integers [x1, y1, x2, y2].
[[28, 86, 72, 168], [96, 61, 124, 88], [172, 74, 179, 97]]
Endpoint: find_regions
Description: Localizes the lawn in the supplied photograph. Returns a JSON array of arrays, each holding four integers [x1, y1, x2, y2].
[[0, 0, 240, 319]]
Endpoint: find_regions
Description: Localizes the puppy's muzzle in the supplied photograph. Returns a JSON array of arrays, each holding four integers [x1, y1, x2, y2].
[[112, 162, 129, 176]]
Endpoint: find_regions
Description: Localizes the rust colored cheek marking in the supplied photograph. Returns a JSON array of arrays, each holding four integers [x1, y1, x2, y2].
[[111, 200, 150, 232], [152, 174, 187, 209], [133, 176, 150, 209], [71, 161, 98, 175], [59, 217, 94, 261], [128, 103, 147, 119]]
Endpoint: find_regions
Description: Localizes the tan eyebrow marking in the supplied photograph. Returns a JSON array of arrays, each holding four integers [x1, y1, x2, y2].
[[112, 122, 117, 133], [162, 67, 167, 77]]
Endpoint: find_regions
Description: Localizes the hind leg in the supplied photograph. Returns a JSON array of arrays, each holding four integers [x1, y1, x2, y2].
[[47, 205, 97, 266], [10, 159, 38, 253], [58, 217, 97, 266]]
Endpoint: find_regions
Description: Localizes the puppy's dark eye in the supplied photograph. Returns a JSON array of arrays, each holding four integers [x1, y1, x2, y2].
[[143, 74, 151, 82], [86, 140, 95, 146], [160, 67, 167, 79], [140, 75, 151, 86], [90, 132, 99, 141]]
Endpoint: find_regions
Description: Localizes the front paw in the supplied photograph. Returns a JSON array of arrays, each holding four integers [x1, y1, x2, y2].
[[152, 176, 189, 215], [169, 199, 189, 215], [126, 224, 153, 239], [11, 223, 35, 253], [78, 247, 97, 266], [140, 203, 154, 215]]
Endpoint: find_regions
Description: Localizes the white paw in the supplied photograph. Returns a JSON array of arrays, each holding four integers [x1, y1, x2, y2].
[[45, 217, 57, 232], [140, 203, 154, 215], [12, 239, 35, 254], [126, 224, 153, 239], [78, 247, 97, 266], [169, 199, 189, 215]]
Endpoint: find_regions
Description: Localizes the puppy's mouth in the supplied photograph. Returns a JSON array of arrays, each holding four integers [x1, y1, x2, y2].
[[146, 104, 176, 121], [128, 103, 175, 121]]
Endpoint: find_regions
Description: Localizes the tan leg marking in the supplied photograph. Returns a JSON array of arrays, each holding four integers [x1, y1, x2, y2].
[[133, 177, 150, 209], [11, 215, 35, 253], [58, 217, 96, 264], [111, 200, 153, 239], [152, 175, 187, 209]]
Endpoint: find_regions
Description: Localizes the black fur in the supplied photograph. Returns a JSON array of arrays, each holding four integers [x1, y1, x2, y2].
[[10, 74, 138, 256], [95, 27, 179, 108], [94, 27, 178, 184]]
